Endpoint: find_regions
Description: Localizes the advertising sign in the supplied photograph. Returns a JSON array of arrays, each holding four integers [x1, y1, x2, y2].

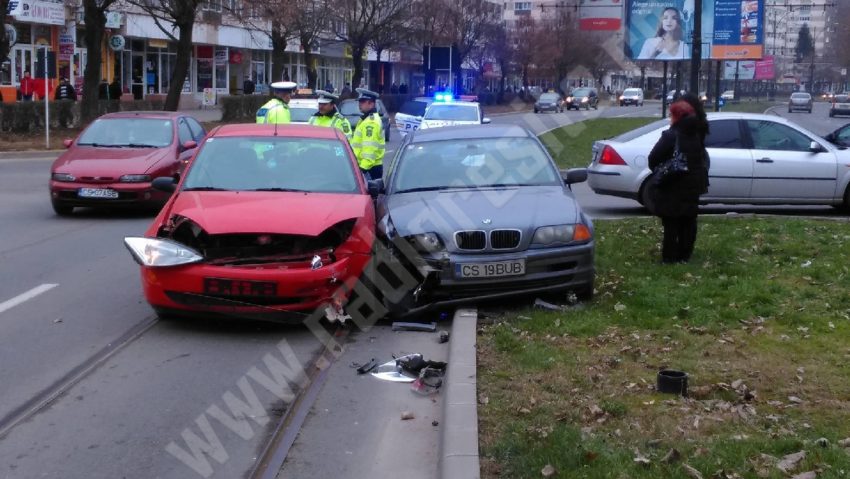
[[711, 0, 763, 59], [105, 11, 122, 29], [754, 56, 774, 80], [626, 0, 695, 60], [626, 0, 764, 61], [723, 56, 774, 80], [579, 0, 623, 31], [9, 0, 65, 26]]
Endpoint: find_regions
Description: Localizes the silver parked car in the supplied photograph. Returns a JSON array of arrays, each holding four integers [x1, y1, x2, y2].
[[788, 92, 813, 113], [373, 124, 595, 315], [587, 113, 850, 209]]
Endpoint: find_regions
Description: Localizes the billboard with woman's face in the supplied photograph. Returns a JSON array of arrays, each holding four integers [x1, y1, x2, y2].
[[626, 0, 764, 61]]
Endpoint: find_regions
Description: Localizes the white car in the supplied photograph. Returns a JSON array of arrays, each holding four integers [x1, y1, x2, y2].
[[419, 101, 491, 130], [619, 88, 644, 106], [287, 98, 319, 124], [587, 112, 850, 209], [721, 90, 736, 101], [395, 97, 434, 136]]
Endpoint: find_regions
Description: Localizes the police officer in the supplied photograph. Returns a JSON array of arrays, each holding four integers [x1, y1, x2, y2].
[[256, 81, 297, 124], [350, 88, 385, 179], [308, 90, 352, 138]]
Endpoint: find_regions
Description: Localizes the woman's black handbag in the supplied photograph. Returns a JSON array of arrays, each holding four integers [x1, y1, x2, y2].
[[652, 136, 689, 187]]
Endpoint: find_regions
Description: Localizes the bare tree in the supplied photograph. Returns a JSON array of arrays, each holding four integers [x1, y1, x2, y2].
[[328, 0, 409, 90], [293, 0, 330, 89], [440, 0, 501, 91], [125, 0, 203, 111], [0, 0, 11, 68], [80, 0, 119, 122]]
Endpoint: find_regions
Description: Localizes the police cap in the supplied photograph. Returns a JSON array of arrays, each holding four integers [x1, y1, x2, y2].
[[315, 89, 339, 104], [270, 81, 297, 93], [356, 88, 379, 101]]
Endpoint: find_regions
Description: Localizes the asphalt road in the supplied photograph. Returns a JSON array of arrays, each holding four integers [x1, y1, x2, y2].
[[0, 101, 845, 479]]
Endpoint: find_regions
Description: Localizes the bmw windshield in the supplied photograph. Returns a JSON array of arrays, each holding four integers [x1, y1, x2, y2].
[[392, 138, 560, 193]]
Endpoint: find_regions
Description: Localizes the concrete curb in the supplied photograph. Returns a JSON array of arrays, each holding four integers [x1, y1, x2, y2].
[[0, 150, 63, 160], [440, 307, 480, 479]]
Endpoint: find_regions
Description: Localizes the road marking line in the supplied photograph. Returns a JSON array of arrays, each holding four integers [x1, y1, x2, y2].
[[0, 284, 59, 315]]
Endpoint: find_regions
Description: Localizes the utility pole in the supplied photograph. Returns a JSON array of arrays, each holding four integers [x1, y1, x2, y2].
[[662, 61, 668, 118], [689, 0, 702, 93]]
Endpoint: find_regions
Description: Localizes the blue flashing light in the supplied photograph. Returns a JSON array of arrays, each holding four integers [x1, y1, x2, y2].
[[434, 91, 454, 102]]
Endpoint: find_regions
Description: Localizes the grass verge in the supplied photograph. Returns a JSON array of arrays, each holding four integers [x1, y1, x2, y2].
[[479, 216, 850, 479], [540, 117, 657, 169], [717, 101, 783, 114]]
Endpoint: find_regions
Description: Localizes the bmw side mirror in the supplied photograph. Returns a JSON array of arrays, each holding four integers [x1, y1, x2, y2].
[[182, 140, 198, 151], [562, 168, 588, 184], [367, 178, 385, 198], [63, 139, 73, 148], [482, 117, 492, 124], [809, 141, 825, 153], [152, 176, 177, 193]]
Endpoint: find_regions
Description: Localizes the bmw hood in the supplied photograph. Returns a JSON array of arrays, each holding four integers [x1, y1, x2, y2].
[[168, 191, 370, 236], [384, 186, 582, 251]]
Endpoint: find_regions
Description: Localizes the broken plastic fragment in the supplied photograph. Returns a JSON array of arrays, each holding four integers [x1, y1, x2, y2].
[[371, 356, 418, 383], [311, 254, 323, 270], [324, 305, 351, 324]]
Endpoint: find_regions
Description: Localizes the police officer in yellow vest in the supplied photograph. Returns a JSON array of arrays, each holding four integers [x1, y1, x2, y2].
[[256, 81, 296, 124], [351, 88, 385, 179], [308, 90, 352, 138]]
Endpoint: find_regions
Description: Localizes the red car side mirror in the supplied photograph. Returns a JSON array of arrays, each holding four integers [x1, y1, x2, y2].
[[63, 139, 73, 148], [182, 140, 198, 151]]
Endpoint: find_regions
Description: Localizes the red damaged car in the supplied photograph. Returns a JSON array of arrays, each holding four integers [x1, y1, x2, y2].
[[49, 111, 205, 215], [123, 124, 375, 322]]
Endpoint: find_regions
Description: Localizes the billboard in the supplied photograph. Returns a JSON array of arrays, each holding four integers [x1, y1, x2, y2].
[[579, 0, 623, 31], [626, 0, 695, 60], [626, 0, 764, 61], [711, 0, 764, 59], [723, 56, 774, 80]]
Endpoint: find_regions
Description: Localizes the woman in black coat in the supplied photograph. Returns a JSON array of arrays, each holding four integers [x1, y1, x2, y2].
[[648, 100, 709, 263]]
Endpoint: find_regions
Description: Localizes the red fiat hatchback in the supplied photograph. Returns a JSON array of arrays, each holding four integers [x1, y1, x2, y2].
[[49, 111, 205, 215], [123, 124, 376, 322]]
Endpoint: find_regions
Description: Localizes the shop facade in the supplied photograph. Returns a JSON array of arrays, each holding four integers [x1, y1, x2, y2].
[[1, 0, 66, 102]]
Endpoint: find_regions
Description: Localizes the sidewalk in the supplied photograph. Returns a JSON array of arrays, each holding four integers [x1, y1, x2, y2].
[[277, 322, 450, 479]]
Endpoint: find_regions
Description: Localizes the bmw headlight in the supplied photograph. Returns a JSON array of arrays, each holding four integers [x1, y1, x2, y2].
[[52, 173, 76, 182], [120, 174, 152, 183], [566, 96, 573, 102], [123, 237, 203, 267], [532, 224, 592, 246], [405, 232, 445, 254], [581, 97, 588, 103]]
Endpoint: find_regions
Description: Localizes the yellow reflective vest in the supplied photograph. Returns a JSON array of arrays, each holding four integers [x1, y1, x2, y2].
[[308, 111, 352, 138], [256, 98, 291, 124], [350, 112, 384, 171]]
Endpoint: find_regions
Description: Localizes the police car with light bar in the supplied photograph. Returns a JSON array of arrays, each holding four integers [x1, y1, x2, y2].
[[418, 94, 491, 130]]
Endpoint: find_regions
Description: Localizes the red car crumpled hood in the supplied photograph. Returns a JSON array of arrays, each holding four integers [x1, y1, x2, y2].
[[167, 191, 371, 236], [52, 146, 172, 176]]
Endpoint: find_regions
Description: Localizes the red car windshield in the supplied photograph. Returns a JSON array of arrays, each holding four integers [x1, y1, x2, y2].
[[182, 137, 360, 193], [77, 118, 174, 148]]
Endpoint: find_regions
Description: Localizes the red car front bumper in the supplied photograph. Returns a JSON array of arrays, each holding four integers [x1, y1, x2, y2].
[[50, 180, 171, 208], [140, 253, 371, 322]]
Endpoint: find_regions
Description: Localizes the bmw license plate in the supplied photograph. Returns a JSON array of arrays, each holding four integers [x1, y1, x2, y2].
[[455, 260, 525, 278], [78, 188, 119, 199]]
